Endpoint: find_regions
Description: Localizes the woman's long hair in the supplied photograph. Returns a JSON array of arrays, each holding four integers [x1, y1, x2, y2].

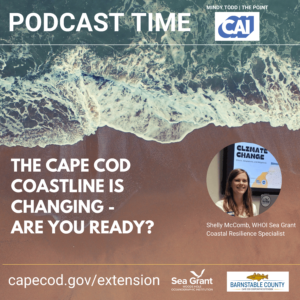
[[223, 169, 253, 217]]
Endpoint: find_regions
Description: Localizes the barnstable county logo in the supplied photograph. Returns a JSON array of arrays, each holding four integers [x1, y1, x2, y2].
[[215, 12, 260, 41], [227, 271, 289, 292], [171, 269, 213, 292]]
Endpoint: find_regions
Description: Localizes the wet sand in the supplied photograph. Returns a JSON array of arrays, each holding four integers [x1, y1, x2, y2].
[[0, 123, 299, 299]]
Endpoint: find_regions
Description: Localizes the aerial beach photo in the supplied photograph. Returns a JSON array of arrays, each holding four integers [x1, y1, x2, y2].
[[1, 0, 300, 299]]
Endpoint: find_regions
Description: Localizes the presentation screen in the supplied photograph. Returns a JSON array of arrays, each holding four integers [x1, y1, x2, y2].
[[233, 142, 282, 190], [222, 142, 282, 195]]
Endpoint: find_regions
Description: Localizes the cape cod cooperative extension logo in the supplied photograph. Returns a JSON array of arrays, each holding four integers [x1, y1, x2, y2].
[[215, 12, 260, 41], [171, 270, 213, 292], [227, 272, 289, 292]]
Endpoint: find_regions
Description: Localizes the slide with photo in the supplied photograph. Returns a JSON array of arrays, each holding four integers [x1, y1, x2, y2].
[[233, 142, 282, 189]]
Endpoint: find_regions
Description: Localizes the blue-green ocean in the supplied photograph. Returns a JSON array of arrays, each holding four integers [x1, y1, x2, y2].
[[0, 0, 300, 147]]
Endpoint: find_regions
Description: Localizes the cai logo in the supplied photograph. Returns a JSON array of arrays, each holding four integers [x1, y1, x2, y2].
[[215, 12, 260, 41]]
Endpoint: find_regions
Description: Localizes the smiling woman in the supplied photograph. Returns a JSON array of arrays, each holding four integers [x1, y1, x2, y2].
[[206, 142, 282, 218], [216, 169, 258, 218]]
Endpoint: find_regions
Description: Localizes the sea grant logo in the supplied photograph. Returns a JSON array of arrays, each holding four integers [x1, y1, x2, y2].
[[171, 270, 213, 292], [215, 12, 260, 41], [227, 272, 289, 292]]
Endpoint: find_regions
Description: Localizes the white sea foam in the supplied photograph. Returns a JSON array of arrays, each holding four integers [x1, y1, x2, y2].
[[0, 44, 300, 147], [1, 0, 297, 147]]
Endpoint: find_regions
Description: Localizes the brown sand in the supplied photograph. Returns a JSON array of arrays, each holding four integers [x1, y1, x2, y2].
[[0, 123, 299, 299]]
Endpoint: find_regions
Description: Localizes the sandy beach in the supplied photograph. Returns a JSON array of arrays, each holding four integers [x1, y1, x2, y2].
[[0, 123, 299, 299]]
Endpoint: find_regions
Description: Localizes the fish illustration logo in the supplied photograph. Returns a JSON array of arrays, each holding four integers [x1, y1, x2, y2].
[[190, 269, 205, 278], [247, 273, 268, 281]]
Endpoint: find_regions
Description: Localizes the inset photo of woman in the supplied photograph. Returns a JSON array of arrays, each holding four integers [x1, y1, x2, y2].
[[207, 142, 282, 218]]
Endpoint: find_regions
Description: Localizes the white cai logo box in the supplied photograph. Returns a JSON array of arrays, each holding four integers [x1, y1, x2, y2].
[[215, 12, 260, 41]]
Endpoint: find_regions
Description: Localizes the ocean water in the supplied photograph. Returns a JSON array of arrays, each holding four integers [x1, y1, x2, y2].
[[1, 0, 300, 147]]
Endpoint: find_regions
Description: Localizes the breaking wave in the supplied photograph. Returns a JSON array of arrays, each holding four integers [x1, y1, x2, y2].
[[1, 0, 300, 147]]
